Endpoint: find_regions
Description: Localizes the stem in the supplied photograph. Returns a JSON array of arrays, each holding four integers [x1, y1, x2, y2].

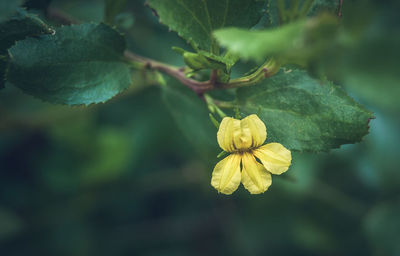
[[209, 69, 218, 85], [213, 99, 236, 109], [124, 51, 212, 95], [210, 38, 220, 56], [204, 94, 227, 118], [221, 59, 281, 89]]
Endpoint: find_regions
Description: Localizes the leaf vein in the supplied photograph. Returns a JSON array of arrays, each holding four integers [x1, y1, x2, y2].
[[177, 0, 211, 36], [221, 0, 230, 28]]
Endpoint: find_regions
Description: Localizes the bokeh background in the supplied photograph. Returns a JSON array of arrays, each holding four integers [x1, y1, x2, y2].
[[1, 0, 399, 255]]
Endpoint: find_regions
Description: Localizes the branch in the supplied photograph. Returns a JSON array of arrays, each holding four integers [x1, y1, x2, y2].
[[124, 51, 212, 95]]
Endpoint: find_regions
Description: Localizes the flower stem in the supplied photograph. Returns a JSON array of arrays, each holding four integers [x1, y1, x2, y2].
[[204, 94, 227, 118]]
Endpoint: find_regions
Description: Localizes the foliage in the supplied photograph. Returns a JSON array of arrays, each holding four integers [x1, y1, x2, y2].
[[214, 14, 338, 65], [0, 9, 53, 88], [7, 23, 132, 105], [0, 0, 374, 151], [0, 9, 53, 55], [0, 0, 399, 255], [237, 69, 373, 152], [162, 78, 219, 160], [146, 0, 265, 51]]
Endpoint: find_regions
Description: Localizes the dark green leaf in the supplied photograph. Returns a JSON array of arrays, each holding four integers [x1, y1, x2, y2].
[[265, 0, 337, 26], [214, 14, 338, 64], [162, 77, 218, 159], [236, 69, 373, 152], [309, 0, 338, 16], [264, 0, 280, 27], [0, 9, 51, 90], [7, 23, 132, 105], [24, 0, 52, 11], [0, 0, 24, 22], [0, 9, 53, 55], [146, 0, 266, 51]]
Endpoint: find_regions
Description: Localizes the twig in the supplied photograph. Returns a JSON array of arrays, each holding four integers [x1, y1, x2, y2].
[[124, 51, 212, 95], [209, 69, 218, 86]]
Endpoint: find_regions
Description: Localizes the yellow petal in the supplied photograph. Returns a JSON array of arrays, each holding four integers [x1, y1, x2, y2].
[[253, 143, 292, 175], [217, 115, 267, 152], [217, 117, 238, 152], [241, 152, 272, 194], [211, 153, 242, 195], [241, 114, 267, 148]]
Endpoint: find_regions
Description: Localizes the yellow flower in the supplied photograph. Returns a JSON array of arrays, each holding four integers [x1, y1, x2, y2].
[[211, 114, 292, 195]]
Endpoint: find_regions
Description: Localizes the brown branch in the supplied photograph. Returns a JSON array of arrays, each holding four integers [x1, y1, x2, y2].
[[209, 69, 218, 86], [123, 51, 213, 95]]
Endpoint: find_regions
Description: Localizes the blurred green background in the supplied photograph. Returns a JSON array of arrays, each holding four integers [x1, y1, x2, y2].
[[1, 0, 400, 255]]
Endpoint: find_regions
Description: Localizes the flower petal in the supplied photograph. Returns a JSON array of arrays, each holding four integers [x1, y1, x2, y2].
[[253, 143, 292, 175], [211, 153, 242, 195], [217, 115, 267, 152], [217, 117, 239, 152], [241, 114, 267, 148], [241, 152, 272, 194]]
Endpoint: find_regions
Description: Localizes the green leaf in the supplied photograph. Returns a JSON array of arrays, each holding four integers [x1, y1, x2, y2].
[[0, 9, 52, 89], [309, 0, 338, 16], [265, 0, 337, 26], [0, 9, 53, 55], [162, 77, 218, 159], [104, 0, 127, 25], [214, 14, 338, 64], [23, 0, 53, 11], [0, 0, 24, 22], [7, 23, 132, 105], [236, 69, 373, 152], [146, 0, 266, 51]]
